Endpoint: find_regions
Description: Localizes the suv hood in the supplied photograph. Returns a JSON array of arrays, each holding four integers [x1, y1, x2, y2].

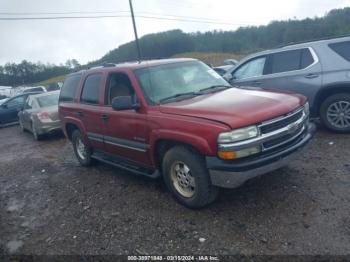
[[159, 87, 306, 129]]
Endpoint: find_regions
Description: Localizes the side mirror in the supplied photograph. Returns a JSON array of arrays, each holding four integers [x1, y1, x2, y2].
[[223, 73, 233, 82], [112, 96, 140, 111]]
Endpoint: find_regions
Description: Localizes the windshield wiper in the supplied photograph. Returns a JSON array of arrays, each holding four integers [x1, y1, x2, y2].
[[159, 91, 202, 104], [199, 85, 232, 93]]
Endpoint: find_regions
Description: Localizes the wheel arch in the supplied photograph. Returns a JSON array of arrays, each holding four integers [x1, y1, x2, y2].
[[313, 83, 350, 116], [150, 130, 213, 170]]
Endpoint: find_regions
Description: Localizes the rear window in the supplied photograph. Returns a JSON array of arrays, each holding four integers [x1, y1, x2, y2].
[[269, 48, 314, 74], [59, 74, 81, 102], [329, 41, 350, 62], [80, 73, 102, 105], [37, 93, 59, 108]]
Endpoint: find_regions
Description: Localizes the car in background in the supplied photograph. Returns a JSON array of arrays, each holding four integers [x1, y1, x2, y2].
[[225, 36, 350, 132], [0, 97, 9, 105], [213, 64, 236, 76], [0, 92, 42, 127], [22, 86, 47, 93], [223, 59, 238, 66], [18, 91, 60, 140]]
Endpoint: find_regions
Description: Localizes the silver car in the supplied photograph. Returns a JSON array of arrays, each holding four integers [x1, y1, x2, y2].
[[225, 36, 350, 133], [18, 91, 60, 140]]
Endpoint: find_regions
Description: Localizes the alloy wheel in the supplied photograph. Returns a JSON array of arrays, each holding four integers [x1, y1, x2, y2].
[[326, 101, 350, 129], [170, 161, 196, 198], [76, 138, 87, 160]]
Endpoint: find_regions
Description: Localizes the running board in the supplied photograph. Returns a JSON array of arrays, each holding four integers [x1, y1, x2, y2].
[[91, 151, 160, 179]]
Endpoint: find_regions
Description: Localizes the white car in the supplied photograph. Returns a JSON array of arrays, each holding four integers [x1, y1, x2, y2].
[[22, 86, 47, 93]]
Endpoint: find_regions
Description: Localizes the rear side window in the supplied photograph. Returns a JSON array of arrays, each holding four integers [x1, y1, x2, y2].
[[59, 74, 81, 102], [329, 41, 350, 62], [270, 49, 301, 74], [268, 48, 315, 74], [81, 73, 102, 105]]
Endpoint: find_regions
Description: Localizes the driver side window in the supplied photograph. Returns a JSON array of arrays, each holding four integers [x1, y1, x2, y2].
[[6, 96, 25, 109], [233, 56, 266, 80], [105, 72, 135, 105]]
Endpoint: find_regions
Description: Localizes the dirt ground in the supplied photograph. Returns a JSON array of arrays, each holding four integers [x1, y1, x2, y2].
[[0, 124, 349, 257]]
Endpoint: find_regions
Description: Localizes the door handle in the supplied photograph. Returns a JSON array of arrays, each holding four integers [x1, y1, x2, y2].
[[76, 111, 84, 117], [252, 81, 262, 86], [100, 113, 109, 121], [305, 73, 319, 79]]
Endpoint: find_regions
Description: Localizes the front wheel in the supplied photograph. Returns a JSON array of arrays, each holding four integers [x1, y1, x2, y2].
[[162, 146, 219, 209], [320, 93, 350, 133], [72, 129, 93, 166]]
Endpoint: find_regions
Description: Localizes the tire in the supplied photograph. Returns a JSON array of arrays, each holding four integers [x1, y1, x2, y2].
[[19, 119, 25, 132], [72, 129, 93, 166], [162, 146, 219, 209], [320, 93, 350, 133], [32, 122, 41, 141]]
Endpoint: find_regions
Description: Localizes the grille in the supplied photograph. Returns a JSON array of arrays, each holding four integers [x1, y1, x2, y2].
[[263, 125, 304, 149], [260, 110, 303, 134]]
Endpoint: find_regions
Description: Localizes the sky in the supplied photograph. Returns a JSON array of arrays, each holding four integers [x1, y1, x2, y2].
[[0, 0, 349, 66]]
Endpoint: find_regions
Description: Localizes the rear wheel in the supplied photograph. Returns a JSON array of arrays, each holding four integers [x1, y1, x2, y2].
[[19, 119, 25, 132], [320, 93, 350, 133], [162, 146, 219, 209], [32, 122, 41, 140], [72, 129, 93, 166]]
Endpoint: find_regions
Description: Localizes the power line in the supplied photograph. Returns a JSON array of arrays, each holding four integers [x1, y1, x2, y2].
[[0, 14, 250, 26], [0, 11, 258, 25], [0, 11, 130, 15]]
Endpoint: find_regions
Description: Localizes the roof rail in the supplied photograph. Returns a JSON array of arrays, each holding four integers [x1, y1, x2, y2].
[[278, 34, 350, 49], [103, 63, 117, 67]]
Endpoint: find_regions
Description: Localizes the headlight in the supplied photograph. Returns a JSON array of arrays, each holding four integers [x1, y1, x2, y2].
[[304, 102, 310, 116], [218, 126, 258, 143]]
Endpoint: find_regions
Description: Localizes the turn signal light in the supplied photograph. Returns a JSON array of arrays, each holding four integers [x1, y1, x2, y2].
[[218, 151, 237, 160]]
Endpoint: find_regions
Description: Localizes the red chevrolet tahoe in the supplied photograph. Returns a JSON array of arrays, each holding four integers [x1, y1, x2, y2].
[[59, 58, 315, 208]]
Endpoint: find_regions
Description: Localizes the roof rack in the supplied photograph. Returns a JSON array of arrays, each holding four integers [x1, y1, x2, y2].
[[278, 34, 350, 49], [103, 63, 117, 67]]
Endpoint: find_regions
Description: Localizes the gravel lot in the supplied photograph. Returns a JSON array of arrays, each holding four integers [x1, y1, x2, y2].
[[0, 124, 349, 256]]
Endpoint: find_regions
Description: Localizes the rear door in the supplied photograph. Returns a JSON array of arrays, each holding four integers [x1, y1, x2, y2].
[[20, 96, 39, 130], [78, 72, 106, 150], [261, 48, 322, 105], [101, 71, 151, 166]]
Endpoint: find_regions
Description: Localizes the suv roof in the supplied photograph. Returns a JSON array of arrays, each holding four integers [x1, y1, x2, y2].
[[243, 35, 350, 58], [69, 58, 197, 76]]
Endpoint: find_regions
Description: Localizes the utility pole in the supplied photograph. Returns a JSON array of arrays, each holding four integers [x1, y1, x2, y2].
[[129, 0, 142, 62]]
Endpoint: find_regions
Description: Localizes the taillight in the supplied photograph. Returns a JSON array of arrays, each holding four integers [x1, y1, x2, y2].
[[37, 112, 50, 120]]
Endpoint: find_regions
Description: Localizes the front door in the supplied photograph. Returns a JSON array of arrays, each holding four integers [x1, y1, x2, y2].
[[0, 95, 26, 124], [101, 72, 151, 166]]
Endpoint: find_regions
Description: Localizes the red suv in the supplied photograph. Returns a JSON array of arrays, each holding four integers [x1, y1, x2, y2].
[[59, 58, 315, 208]]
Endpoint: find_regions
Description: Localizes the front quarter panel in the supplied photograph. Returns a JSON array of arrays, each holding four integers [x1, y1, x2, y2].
[[147, 108, 230, 166]]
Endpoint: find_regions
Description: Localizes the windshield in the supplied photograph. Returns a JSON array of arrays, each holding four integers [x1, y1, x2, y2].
[[135, 61, 229, 104], [36, 93, 59, 108]]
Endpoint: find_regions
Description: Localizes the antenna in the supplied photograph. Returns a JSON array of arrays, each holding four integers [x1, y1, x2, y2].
[[129, 0, 142, 62]]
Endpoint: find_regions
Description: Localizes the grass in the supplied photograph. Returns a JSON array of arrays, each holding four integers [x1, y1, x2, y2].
[[172, 52, 244, 66], [35, 75, 66, 86]]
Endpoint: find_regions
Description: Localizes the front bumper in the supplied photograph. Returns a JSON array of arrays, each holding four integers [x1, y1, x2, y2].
[[206, 123, 316, 188]]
